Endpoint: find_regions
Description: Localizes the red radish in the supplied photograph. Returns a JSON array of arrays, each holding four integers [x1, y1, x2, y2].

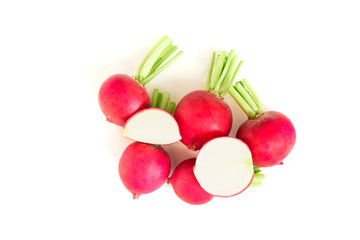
[[229, 79, 296, 167], [193, 137, 254, 197], [118, 142, 171, 199], [122, 89, 181, 145], [174, 50, 243, 150], [98, 35, 183, 126], [168, 158, 214, 205], [99, 74, 149, 126]]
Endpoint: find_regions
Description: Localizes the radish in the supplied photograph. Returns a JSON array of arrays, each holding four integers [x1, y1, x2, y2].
[[98, 36, 183, 126], [118, 142, 171, 199], [229, 79, 296, 167], [122, 89, 181, 145], [168, 158, 214, 205], [193, 137, 254, 197], [174, 50, 243, 150]]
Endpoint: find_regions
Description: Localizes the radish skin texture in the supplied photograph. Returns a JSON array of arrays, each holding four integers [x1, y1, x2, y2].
[[118, 142, 171, 199], [236, 111, 296, 167], [98, 74, 150, 127], [173, 90, 232, 151], [169, 158, 214, 205]]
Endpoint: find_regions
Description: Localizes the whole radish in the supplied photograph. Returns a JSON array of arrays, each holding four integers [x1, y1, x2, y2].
[[174, 50, 243, 150], [168, 158, 214, 205], [118, 142, 171, 199], [98, 35, 183, 126], [229, 79, 296, 167], [99, 74, 150, 126]]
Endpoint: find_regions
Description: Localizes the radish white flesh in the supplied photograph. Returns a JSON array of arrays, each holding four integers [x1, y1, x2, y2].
[[123, 108, 181, 145], [194, 137, 254, 197]]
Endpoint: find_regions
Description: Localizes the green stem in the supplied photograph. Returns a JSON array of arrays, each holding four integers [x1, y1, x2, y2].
[[141, 50, 183, 85], [235, 82, 259, 113], [249, 167, 265, 188], [135, 36, 169, 81], [205, 52, 216, 91], [138, 37, 172, 82], [167, 102, 176, 115], [218, 55, 240, 97], [229, 87, 257, 119], [214, 50, 235, 93], [134, 36, 183, 85], [150, 89, 159, 108], [206, 50, 243, 97], [159, 92, 170, 110], [249, 181, 262, 188], [149, 45, 178, 75], [229, 79, 264, 119], [150, 89, 176, 114], [209, 51, 227, 90], [254, 166, 262, 174], [242, 79, 264, 115], [156, 93, 163, 108], [229, 60, 243, 91]]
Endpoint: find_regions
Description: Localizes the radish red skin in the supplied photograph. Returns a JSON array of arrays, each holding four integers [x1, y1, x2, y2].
[[118, 142, 171, 199], [169, 158, 214, 205], [236, 111, 296, 167], [98, 74, 150, 127], [174, 90, 232, 151]]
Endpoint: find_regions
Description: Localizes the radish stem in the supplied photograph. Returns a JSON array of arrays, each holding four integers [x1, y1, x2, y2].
[[229, 87, 257, 119], [242, 79, 264, 115], [149, 45, 178, 76], [141, 50, 183, 85], [218, 56, 240, 97], [206, 50, 243, 97], [159, 92, 170, 110], [235, 82, 259, 113], [167, 102, 176, 115], [138, 37, 172, 82], [151, 89, 159, 108], [249, 168, 265, 188], [229, 79, 264, 119], [229, 60, 243, 91], [156, 93, 163, 108], [134, 36, 183, 85], [150, 89, 176, 114], [214, 50, 235, 93], [135, 36, 168, 80], [209, 51, 227, 90]]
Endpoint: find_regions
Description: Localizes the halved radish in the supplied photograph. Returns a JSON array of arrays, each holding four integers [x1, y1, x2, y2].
[[193, 137, 254, 197], [123, 108, 181, 145]]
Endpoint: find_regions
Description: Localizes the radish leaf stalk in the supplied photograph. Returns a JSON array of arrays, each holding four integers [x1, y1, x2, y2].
[[249, 167, 265, 188], [151, 88, 176, 114], [135, 36, 183, 85], [205, 50, 243, 97], [229, 79, 264, 119]]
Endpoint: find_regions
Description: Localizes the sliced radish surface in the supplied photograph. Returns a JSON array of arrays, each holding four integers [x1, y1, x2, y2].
[[194, 137, 254, 197], [123, 108, 181, 145]]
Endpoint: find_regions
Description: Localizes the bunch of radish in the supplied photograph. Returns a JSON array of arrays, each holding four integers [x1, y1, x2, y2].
[[98, 37, 296, 205]]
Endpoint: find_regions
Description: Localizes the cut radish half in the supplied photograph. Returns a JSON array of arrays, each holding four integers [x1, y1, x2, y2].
[[194, 137, 254, 197], [123, 108, 181, 145]]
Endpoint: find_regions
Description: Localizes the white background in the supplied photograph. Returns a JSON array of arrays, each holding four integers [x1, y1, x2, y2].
[[1, 0, 359, 239]]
